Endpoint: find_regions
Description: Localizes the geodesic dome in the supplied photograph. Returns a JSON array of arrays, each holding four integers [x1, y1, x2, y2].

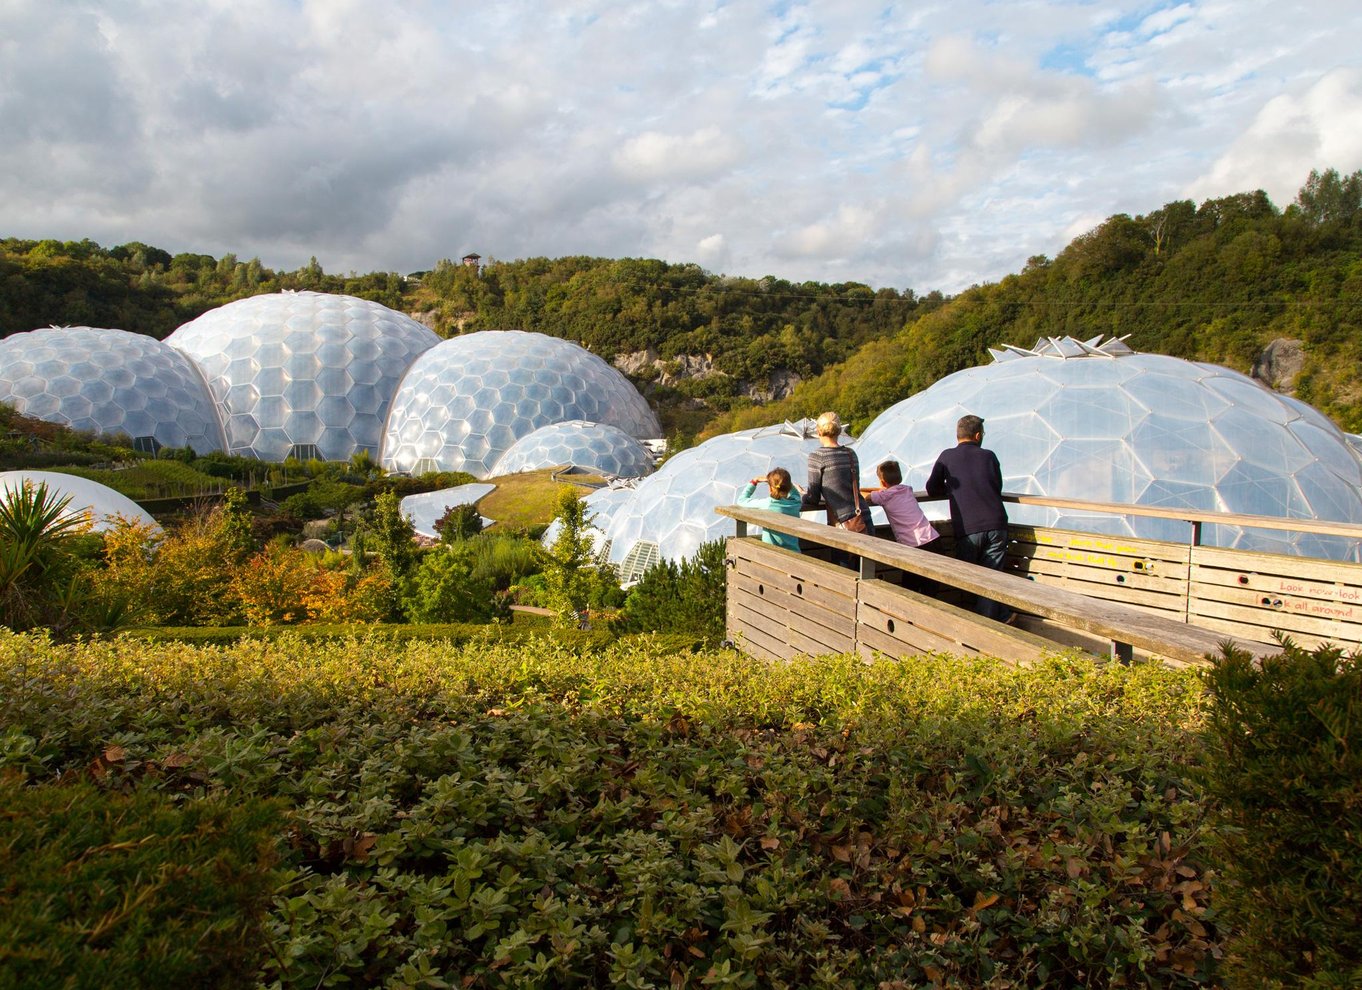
[[165, 291, 439, 462], [602, 421, 824, 580], [0, 470, 159, 533], [540, 482, 639, 558], [491, 420, 654, 478], [381, 331, 661, 478], [0, 327, 224, 453], [853, 336, 1362, 559]]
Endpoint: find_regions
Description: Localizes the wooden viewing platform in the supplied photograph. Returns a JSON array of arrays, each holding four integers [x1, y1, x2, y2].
[[716, 495, 1362, 667]]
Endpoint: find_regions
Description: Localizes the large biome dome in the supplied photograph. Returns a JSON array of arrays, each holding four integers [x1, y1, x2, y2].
[[853, 336, 1362, 559], [0, 327, 223, 453], [166, 291, 439, 462], [381, 331, 661, 478]]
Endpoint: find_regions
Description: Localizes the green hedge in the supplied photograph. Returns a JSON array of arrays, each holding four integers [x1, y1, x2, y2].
[[1, 631, 1219, 987], [1202, 641, 1362, 989], [0, 779, 281, 990]]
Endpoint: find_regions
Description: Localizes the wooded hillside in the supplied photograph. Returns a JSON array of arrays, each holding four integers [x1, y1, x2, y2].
[[3, 168, 1359, 439]]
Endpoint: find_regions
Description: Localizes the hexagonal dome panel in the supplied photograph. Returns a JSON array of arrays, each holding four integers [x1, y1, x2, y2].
[[0, 470, 160, 532], [491, 420, 655, 479], [853, 335, 1362, 558], [381, 330, 662, 478], [601, 421, 823, 568], [0, 327, 224, 453], [166, 290, 439, 461]]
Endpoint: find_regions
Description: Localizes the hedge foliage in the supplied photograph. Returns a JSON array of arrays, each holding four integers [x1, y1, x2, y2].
[[1202, 641, 1362, 989], [2, 630, 1220, 988]]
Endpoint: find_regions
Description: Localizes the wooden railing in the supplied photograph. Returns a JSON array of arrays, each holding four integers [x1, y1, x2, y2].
[[715, 496, 1362, 667]]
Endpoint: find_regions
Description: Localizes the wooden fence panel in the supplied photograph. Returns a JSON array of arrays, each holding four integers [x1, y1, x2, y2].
[[1009, 526, 1190, 619], [726, 538, 857, 659], [856, 579, 1053, 665], [1189, 546, 1362, 650]]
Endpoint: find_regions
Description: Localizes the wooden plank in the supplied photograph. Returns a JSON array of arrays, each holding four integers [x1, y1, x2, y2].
[[1020, 555, 1185, 593], [857, 581, 1055, 664], [1187, 615, 1334, 653], [730, 597, 789, 641], [730, 572, 855, 638], [1188, 596, 1362, 644], [1191, 545, 1362, 585], [729, 619, 788, 661], [1024, 571, 1187, 614], [1013, 528, 1191, 566], [1190, 580, 1362, 628], [858, 621, 966, 659]]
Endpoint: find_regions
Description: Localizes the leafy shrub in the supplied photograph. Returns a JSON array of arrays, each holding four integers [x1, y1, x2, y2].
[[436, 502, 484, 542], [401, 544, 501, 623], [0, 632, 1219, 988], [0, 480, 92, 634], [468, 533, 545, 591], [615, 538, 728, 641], [0, 778, 282, 990], [1202, 641, 1362, 989]]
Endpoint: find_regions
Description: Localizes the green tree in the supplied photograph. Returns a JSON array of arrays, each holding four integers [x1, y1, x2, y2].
[[539, 489, 598, 627], [400, 543, 498, 623], [435, 503, 483, 543], [615, 539, 728, 641], [365, 490, 417, 582]]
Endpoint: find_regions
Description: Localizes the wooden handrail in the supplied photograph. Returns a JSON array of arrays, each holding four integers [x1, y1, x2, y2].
[[900, 490, 1362, 542], [715, 504, 1278, 664]]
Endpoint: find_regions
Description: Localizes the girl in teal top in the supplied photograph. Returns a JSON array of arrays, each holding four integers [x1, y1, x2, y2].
[[736, 467, 803, 552]]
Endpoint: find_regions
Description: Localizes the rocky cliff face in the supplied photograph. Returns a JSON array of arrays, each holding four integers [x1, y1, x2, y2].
[[1252, 338, 1305, 395], [613, 349, 801, 402]]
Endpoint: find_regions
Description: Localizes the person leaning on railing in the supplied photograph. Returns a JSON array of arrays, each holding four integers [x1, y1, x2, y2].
[[925, 413, 1014, 624], [801, 411, 873, 569]]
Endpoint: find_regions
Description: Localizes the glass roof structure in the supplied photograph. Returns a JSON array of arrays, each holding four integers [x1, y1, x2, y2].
[[166, 290, 439, 462], [381, 331, 661, 478], [399, 484, 497, 540], [853, 336, 1362, 558], [491, 420, 654, 478], [601, 421, 825, 569], [0, 470, 159, 533], [0, 327, 224, 454]]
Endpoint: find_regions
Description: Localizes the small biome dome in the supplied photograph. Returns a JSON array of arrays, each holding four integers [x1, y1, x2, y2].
[[492, 421, 654, 478], [166, 290, 439, 462], [0, 470, 159, 533], [540, 482, 638, 559], [0, 327, 224, 454], [381, 331, 661, 478], [853, 336, 1362, 559], [602, 420, 824, 581]]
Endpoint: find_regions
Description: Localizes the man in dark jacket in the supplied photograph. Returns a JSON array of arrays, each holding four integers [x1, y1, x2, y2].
[[925, 414, 1013, 623]]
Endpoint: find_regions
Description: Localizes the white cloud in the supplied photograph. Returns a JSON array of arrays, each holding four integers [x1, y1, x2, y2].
[[612, 127, 744, 183], [0, 0, 1358, 296], [1187, 68, 1362, 205]]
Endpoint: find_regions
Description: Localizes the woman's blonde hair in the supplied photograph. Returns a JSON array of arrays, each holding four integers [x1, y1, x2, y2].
[[815, 411, 841, 438]]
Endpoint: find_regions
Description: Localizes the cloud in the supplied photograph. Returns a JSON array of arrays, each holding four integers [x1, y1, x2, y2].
[[613, 127, 744, 183], [1186, 68, 1362, 205], [0, 0, 1359, 296]]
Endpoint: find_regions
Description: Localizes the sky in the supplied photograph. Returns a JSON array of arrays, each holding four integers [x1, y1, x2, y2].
[[2, 0, 1360, 294]]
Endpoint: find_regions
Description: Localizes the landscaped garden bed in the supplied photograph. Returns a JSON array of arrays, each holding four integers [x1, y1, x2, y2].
[[3, 631, 1225, 988]]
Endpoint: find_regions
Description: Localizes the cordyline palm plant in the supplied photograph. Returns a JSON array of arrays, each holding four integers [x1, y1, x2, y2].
[[0, 480, 91, 632]]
